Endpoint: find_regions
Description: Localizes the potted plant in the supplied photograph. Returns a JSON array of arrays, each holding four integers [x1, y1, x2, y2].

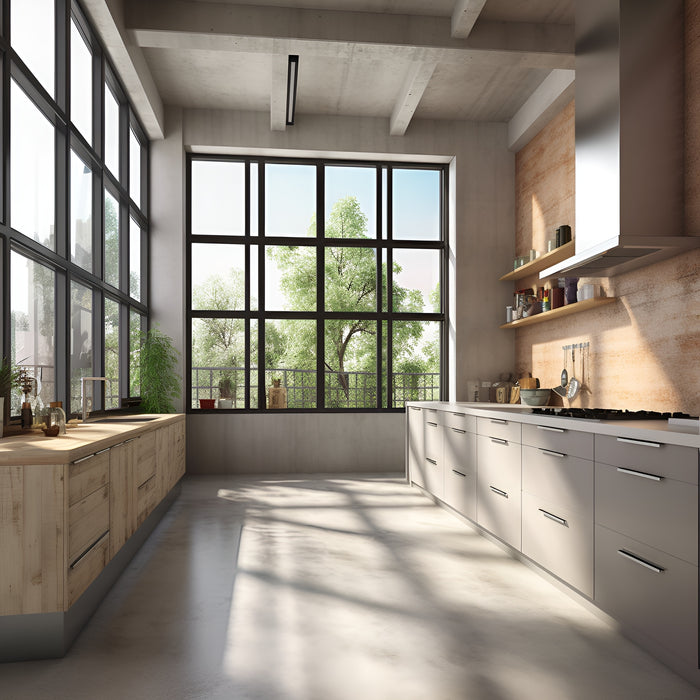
[[0, 358, 20, 438], [218, 373, 234, 409], [139, 326, 181, 413]]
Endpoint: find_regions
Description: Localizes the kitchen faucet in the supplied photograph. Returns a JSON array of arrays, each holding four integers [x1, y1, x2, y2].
[[80, 377, 110, 422]]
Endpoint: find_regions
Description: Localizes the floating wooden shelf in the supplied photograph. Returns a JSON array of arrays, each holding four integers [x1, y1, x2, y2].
[[499, 296, 617, 329], [499, 241, 575, 282]]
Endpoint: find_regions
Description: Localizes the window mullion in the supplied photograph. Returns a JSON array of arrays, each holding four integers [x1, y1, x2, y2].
[[316, 162, 325, 410]]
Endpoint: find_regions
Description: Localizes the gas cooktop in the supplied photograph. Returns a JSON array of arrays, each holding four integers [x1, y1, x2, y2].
[[530, 408, 699, 421]]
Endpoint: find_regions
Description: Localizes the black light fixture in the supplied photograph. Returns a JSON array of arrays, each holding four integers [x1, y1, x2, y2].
[[286, 55, 299, 126]]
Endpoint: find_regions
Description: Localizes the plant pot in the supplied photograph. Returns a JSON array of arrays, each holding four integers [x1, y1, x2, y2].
[[218, 399, 233, 409], [199, 399, 216, 409]]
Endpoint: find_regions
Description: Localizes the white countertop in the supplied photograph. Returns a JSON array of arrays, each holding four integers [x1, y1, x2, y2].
[[407, 402, 700, 449]]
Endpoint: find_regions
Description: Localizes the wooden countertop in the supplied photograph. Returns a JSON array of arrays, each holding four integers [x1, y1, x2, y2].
[[0, 414, 185, 465]]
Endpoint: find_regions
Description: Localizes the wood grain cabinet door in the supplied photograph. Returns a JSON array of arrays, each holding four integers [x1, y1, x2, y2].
[[109, 439, 137, 558]]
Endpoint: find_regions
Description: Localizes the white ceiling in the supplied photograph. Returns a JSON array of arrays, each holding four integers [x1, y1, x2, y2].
[[97, 0, 575, 139]]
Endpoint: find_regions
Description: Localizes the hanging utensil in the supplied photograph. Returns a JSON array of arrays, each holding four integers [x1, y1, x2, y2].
[[567, 346, 581, 400], [553, 347, 568, 398]]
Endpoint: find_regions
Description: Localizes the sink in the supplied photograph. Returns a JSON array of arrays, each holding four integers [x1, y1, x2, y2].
[[87, 416, 159, 424]]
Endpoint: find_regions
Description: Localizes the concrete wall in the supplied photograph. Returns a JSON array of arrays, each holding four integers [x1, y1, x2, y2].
[[151, 108, 516, 473]]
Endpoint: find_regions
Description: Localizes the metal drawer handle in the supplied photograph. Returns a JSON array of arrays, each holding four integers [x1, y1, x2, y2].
[[426, 421, 438, 427], [616, 467, 663, 482], [538, 508, 568, 526], [426, 458, 437, 465], [490, 438, 508, 445], [489, 486, 508, 498], [451, 469, 467, 478], [427, 409, 437, 414], [452, 412, 465, 417], [617, 549, 665, 574], [409, 407, 421, 411], [95, 447, 111, 455], [451, 428, 466, 434], [72, 453, 96, 464], [537, 425, 565, 433], [70, 531, 109, 570], [490, 419, 507, 425], [540, 449, 566, 458], [616, 437, 661, 449], [138, 474, 156, 490]]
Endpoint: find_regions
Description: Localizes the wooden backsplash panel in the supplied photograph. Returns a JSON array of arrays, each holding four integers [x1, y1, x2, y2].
[[514, 3, 700, 416], [515, 100, 574, 258]]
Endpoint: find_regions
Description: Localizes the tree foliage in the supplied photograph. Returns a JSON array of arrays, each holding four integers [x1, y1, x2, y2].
[[140, 326, 181, 413]]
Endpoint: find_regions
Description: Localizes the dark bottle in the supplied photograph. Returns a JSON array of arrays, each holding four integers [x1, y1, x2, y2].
[[21, 402, 33, 429]]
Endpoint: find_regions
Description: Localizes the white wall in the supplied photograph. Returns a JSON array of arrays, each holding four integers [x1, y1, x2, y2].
[[151, 107, 516, 473]]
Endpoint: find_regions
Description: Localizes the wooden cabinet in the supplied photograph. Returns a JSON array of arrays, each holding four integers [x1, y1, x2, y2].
[[109, 439, 137, 558], [442, 412, 477, 520]]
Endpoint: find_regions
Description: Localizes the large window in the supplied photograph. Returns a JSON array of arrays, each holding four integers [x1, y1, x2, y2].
[[188, 157, 446, 411], [2, 1, 149, 418]]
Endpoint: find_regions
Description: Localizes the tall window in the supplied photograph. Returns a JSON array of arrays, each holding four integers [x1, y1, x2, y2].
[[188, 157, 446, 411], [3, 1, 149, 417]]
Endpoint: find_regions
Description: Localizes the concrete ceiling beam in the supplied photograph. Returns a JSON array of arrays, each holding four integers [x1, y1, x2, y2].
[[451, 0, 488, 39], [507, 69, 575, 152], [127, 0, 574, 71], [270, 53, 288, 132], [82, 0, 164, 139], [389, 60, 437, 136]]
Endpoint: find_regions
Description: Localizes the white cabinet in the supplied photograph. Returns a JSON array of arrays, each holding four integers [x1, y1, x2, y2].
[[423, 409, 444, 500], [407, 406, 425, 489], [442, 411, 477, 520]]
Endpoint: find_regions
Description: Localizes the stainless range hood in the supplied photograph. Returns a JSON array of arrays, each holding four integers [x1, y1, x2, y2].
[[541, 0, 700, 279]]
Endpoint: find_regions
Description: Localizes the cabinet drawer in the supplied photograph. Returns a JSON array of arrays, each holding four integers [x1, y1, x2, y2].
[[521, 423, 593, 460], [443, 410, 476, 433], [68, 483, 110, 565], [137, 475, 159, 527], [424, 420, 443, 463], [522, 492, 593, 597], [595, 435, 697, 485], [476, 474, 521, 550], [66, 531, 110, 608], [477, 416, 521, 443], [423, 458, 444, 500], [595, 524, 698, 665], [522, 446, 593, 517], [407, 407, 425, 488], [443, 428, 476, 520], [135, 431, 157, 486], [477, 435, 521, 494], [68, 451, 110, 506], [595, 462, 698, 565]]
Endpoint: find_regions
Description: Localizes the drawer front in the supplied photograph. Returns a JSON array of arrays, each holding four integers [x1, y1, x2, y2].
[[66, 531, 110, 607], [522, 492, 593, 597], [135, 431, 157, 486], [476, 474, 521, 550], [521, 423, 593, 460], [137, 475, 159, 527], [595, 524, 698, 665], [477, 416, 521, 443], [444, 466, 476, 520], [172, 422, 186, 482], [595, 434, 697, 484], [423, 459, 444, 500], [68, 483, 110, 564], [407, 407, 425, 487], [477, 435, 521, 495], [595, 463, 698, 565], [443, 410, 476, 433], [424, 420, 443, 464], [522, 446, 593, 517], [68, 451, 110, 506]]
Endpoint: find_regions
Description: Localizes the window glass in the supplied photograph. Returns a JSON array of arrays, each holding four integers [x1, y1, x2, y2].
[[265, 320, 316, 409], [71, 150, 92, 271], [265, 246, 316, 312], [105, 84, 119, 177], [265, 164, 316, 237], [129, 128, 141, 207], [191, 317, 246, 409], [325, 166, 376, 238], [10, 80, 55, 250], [129, 310, 144, 398], [70, 281, 92, 415], [392, 249, 440, 313], [104, 190, 120, 287], [129, 218, 141, 300], [191, 161, 245, 236], [104, 298, 120, 409], [392, 169, 441, 241], [325, 247, 375, 312], [392, 320, 441, 406], [71, 19, 92, 143], [11, 0, 55, 95], [10, 252, 55, 414], [191, 243, 245, 311]]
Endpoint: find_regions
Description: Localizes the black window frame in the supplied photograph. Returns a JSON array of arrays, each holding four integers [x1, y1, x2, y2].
[[186, 154, 448, 413]]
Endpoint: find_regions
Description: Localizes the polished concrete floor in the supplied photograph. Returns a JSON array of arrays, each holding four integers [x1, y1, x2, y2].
[[1, 475, 699, 700]]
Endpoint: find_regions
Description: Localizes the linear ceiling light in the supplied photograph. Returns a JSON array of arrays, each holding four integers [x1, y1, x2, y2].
[[286, 55, 299, 126]]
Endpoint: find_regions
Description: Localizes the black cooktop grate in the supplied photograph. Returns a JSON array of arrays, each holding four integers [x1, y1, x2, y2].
[[530, 408, 699, 420]]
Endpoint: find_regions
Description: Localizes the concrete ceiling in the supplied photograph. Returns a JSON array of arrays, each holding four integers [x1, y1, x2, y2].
[[84, 0, 575, 142]]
